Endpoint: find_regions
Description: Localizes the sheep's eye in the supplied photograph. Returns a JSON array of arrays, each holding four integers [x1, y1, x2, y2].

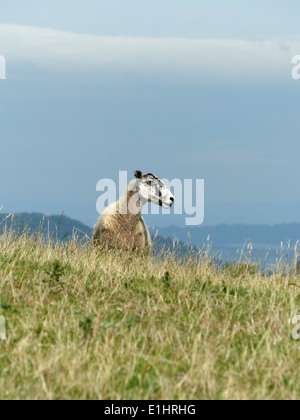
[[146, 180, 152, 186]]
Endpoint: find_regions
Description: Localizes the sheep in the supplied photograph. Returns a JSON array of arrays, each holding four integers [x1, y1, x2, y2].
[[92, 170, 174, 251]]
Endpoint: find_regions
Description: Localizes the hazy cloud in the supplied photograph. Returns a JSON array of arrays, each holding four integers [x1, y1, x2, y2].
[[0, 24, 298, 83]]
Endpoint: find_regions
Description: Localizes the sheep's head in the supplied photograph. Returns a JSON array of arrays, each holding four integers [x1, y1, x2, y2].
[[133, 170, 174, 209]]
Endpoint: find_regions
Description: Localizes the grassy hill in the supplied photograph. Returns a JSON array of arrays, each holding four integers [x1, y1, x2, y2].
[[0, 226, 300, 399]]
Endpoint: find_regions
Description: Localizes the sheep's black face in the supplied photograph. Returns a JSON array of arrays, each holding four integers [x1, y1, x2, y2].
[[135, 171, 174, 209]]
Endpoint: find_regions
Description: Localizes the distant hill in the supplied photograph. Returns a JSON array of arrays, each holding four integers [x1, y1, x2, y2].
[[0, 213, 187, 255], [1, 213, 300, 264], [0, 213, 92, 241], [154, 224, 300, 263]]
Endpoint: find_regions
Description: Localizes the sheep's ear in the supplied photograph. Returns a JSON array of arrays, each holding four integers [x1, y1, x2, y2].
[[134, 170, 143, 179]]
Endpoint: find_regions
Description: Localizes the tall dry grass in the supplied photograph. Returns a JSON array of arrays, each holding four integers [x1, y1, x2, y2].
[[0, 228, 300, 400]]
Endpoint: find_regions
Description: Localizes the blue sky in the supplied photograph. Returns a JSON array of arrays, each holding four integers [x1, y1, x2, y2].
[[0, 1, 300, 227]]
